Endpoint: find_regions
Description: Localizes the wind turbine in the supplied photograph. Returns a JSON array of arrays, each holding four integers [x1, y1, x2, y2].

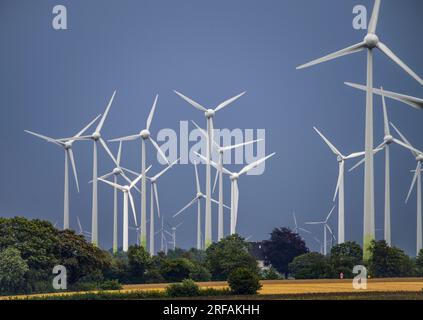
[[109, 95, 169, 249], [292, 212, 311, 236], [313, 127, 366, 244], [389, 124, 423, 255], [98, 172, 144, 252], [192, 120, 262, 240], [349, 88, 422, 246], [76, 216, 92, 241], [305, 206, 336, 256], [173, 162, 229, 250], [148, 158, 180, 255], [25, 114, 101, 230], [297, 0, 423, 260], [155, 217, 169, 254], [195, 151, 276, 235], [166, 222, 183, 251], [174, 90, 246, 248]]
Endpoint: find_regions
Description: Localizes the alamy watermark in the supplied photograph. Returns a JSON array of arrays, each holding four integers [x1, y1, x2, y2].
[[52, 265, 67, 290], [352, 265, 367, 290]]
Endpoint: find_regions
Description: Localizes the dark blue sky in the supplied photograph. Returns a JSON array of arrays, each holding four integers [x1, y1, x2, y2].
[[1, 0, 422, 255]]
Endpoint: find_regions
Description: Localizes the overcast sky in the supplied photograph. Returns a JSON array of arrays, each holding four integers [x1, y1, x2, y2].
[[1, 0, 422, 255]]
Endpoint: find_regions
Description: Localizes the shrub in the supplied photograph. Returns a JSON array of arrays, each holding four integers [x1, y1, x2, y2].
[[0, 247, 29, 294], [161, 258, 194, 282], [166, 279, 200, 297], [189, 263, 212, 282], [99, 280, 122, 290], [260, 267, 281, 280], [228, 268, 262, 295], [289, 252, 332, 279]]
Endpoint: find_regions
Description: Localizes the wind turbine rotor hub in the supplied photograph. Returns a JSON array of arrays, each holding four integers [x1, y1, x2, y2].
[[364, 33, 379, 48], [231, 173, 239, 181], [384, 135, 394, 144], [336, 155, 343, 163], [205, 109, 215, 119], [92, 132, 101, 141], [64, 142, 72, 150], [140, 129, 150, 139], [123, 186, 130, 192], [151, 177, 157, 184], [197, 192, 203, 198], [416, 155, 423, 162], [113, 167, 122, 175]]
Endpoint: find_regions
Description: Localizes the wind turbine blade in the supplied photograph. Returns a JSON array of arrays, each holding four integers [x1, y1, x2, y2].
[[345, 151, 365, 160], [194, 162, 201, 193], [313, 127, 342, 156], [150, 138, 170, 164], [176, 222, 183, 229], [344, 82, 423, 110], [390, 122, 419, 157], [393, 139, 422, 155], [173, 197, 198, 217], [234, 180, 239, 228], [214, 92, 246, 112], [90, 171, 114, 183], [121, 172, 140, 193], [67, 148, 80, 193], [377, 42, 423, 86], [154, 158, 180, 180], [368, 0, 381, 34], [298, 228, 311, 234], [109, 134, 141, 142], [77, 216, 83, 233], [333, 162, 342, 202], [238, 153, 276, 176], [296, 42, 366, 70], [406, 163, 421, 203], [326, 205, 336, 222], [220, 139, 263, 152], [130, 172, 144, 189], [212, 169, 219, 194], [146, 94, 159, 131], [121, 166, 140, 176], [381, 87, 390, 136], [117, 141, 122, 166], [305, 222, 324, 225], [348, 143, 385, 172], [191, 120, 219, 150], [154, 183, 161, 218], [194, 152, 233, 175], [100, 138, 118, 166], [174, 90, 207, 112], [73, 114, 102, 140], [98, 178, 125, 191], [24, 130, 63, 146], [128, 192, 138, 226], [326, 224, 336, 240], [293, 212, 298, 228], [96, 90, 116, 132]]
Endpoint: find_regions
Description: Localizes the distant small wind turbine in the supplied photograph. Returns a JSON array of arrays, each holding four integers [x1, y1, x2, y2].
[[306, 206, 336, 255], [77, 216, 92, 241], [292, 212, 311, 235]]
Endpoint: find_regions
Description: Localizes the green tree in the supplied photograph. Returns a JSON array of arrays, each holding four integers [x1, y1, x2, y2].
[[127, 245, 151, 283], [0, 247, 29, 293], [330, 241, 363, 278], [368, 240, 415, 278], [160, 258, 194, 282], [262, 227, 309, 278], [205, 235, 258, 281], [416, 249, 423, 276], [260, 267, 282, 280], [289, 252, 332, 279], [228, 268, 262, 295]]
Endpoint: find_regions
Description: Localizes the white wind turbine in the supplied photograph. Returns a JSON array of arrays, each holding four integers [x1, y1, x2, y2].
[[76, 216, 92, 241], [91, 141, 143, 253], [109, 95, 169, 249], [195, 152, 276, 235], [60, 91, 119, 246], [174, 90, 246, 248], [305, 206, 336, 256], [173, 162, 229, 250], [155, 217, 169, 254], [98, 172, 145, 252], [349, 88, 422, 246], [292, 212, 311, 236], [389, 124, 423, 255], [25, 114, 101, 230], [166, 222, 183, 251], [313, 127, 367, 244], [192, 120, 262, 241], [297, 0, 423, 260], [148, 158, 180, 255]]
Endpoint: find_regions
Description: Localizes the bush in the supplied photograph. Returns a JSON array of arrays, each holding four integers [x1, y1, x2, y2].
[[0, 247, 29, 294], [161, 258, 194, 282], [289, 252, 332, 279], [99, 280, 122, 290], [260, 267, 282, 280], [189, 263, 212, 282], [228, 268, 262, 295], [166, 279, 200, 297]]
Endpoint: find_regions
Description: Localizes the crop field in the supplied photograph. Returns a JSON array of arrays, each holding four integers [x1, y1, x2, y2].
[[2, 278, 423, 300]]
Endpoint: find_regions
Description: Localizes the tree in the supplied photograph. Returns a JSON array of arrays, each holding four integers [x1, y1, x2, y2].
[[0, 247, 29, 293], [289, 252, 332, 279], [160, 258, 194, 282], [127, 245, 151, 283], [416, 249, 423, 276], [228, 268, 262, 295], [260, 267, 282, 280], [262, 228, 309, 278], [330, 241, 363, 278], [205, 235, 258, 281], [368, 240, 415, 278]]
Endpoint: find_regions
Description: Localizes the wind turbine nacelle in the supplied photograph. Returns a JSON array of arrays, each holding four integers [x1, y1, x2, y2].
[[205, 109, 215, 119], [150, 177, 157, 184], [336, 155, 343, 163], [230, 173, 239, 181], [64, 142, 72, 150], [197, 192, 204, 198], [113, 167, 123, 175], [92, 132, 101, 141], [384, 135, 394, 144], [364, 33, 379, 48], [123, 186, 130, 192], [417, 155, 423, 162], [140, 129, 150, 139]]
